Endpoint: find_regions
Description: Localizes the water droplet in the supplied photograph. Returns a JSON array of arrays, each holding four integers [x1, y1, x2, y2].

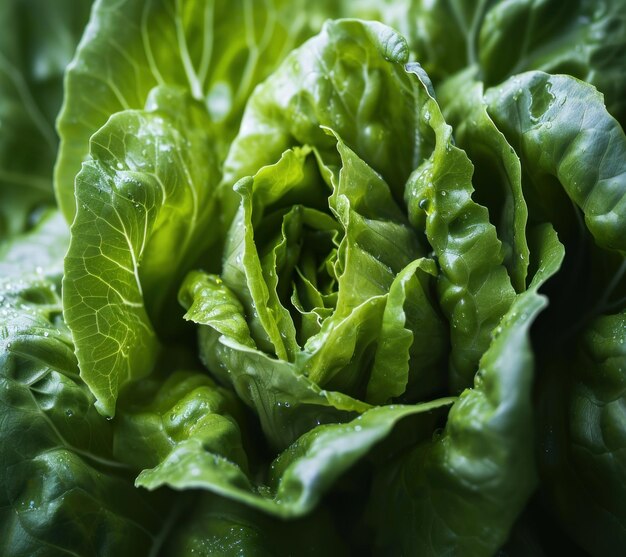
[[43, 331, 49, 337], [116, 162, 123, 170], [418, 198, 429, 210], [440, 190, 447, 197], [65, 409, 73, 417], [354, 425, 362, 432]]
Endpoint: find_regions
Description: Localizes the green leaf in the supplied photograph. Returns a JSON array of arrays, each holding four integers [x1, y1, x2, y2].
[[478, 0, 626, 124], [0, 224, 162, 557], [367, 257, 447, 404], [55, 0, 342, 221], [181, 283, 371, 449], [223, 19, 423, 207], [440, 77, 529, 292], [369, 224, 565, 557], [114, 369, 248, 474], [405, 65, 517, 392], [63, 87, 220, 417], [135, 398, 453, 518], [486, 71, 626, 254], [540, 306, 626, 554], [179, 271, 256, 349], [0, 0, 92, 239], [301, 137, 430, 398], [401, 1, 626, 126]]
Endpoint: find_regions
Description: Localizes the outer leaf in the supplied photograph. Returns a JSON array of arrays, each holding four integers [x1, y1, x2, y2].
[[55, 0, 342, 221], [478, 0, 626, 124], [0, 0, 92, 239], [369, 224, 565, 556], [485, 71, 626, 253], [135, 398, 453, 518], [400, 0, 626, 125], [63, 87, 220, 417], [114, 370, 248, 474], [405, 65, 516, 391], [0, 224, 162, 557]]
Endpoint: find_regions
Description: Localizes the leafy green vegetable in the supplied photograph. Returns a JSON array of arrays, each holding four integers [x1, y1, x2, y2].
[[3, 1, 626, 555]]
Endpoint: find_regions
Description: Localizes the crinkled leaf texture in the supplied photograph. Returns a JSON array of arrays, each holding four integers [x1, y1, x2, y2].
[[438, 78, 529, 292], [369, 223, 565, 556], [179, 19, 449, 451], [129, 382, 452, 518], [405, 64, 517, 392], [222, 18, 424, 208], [0, 213, 162, 557]]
